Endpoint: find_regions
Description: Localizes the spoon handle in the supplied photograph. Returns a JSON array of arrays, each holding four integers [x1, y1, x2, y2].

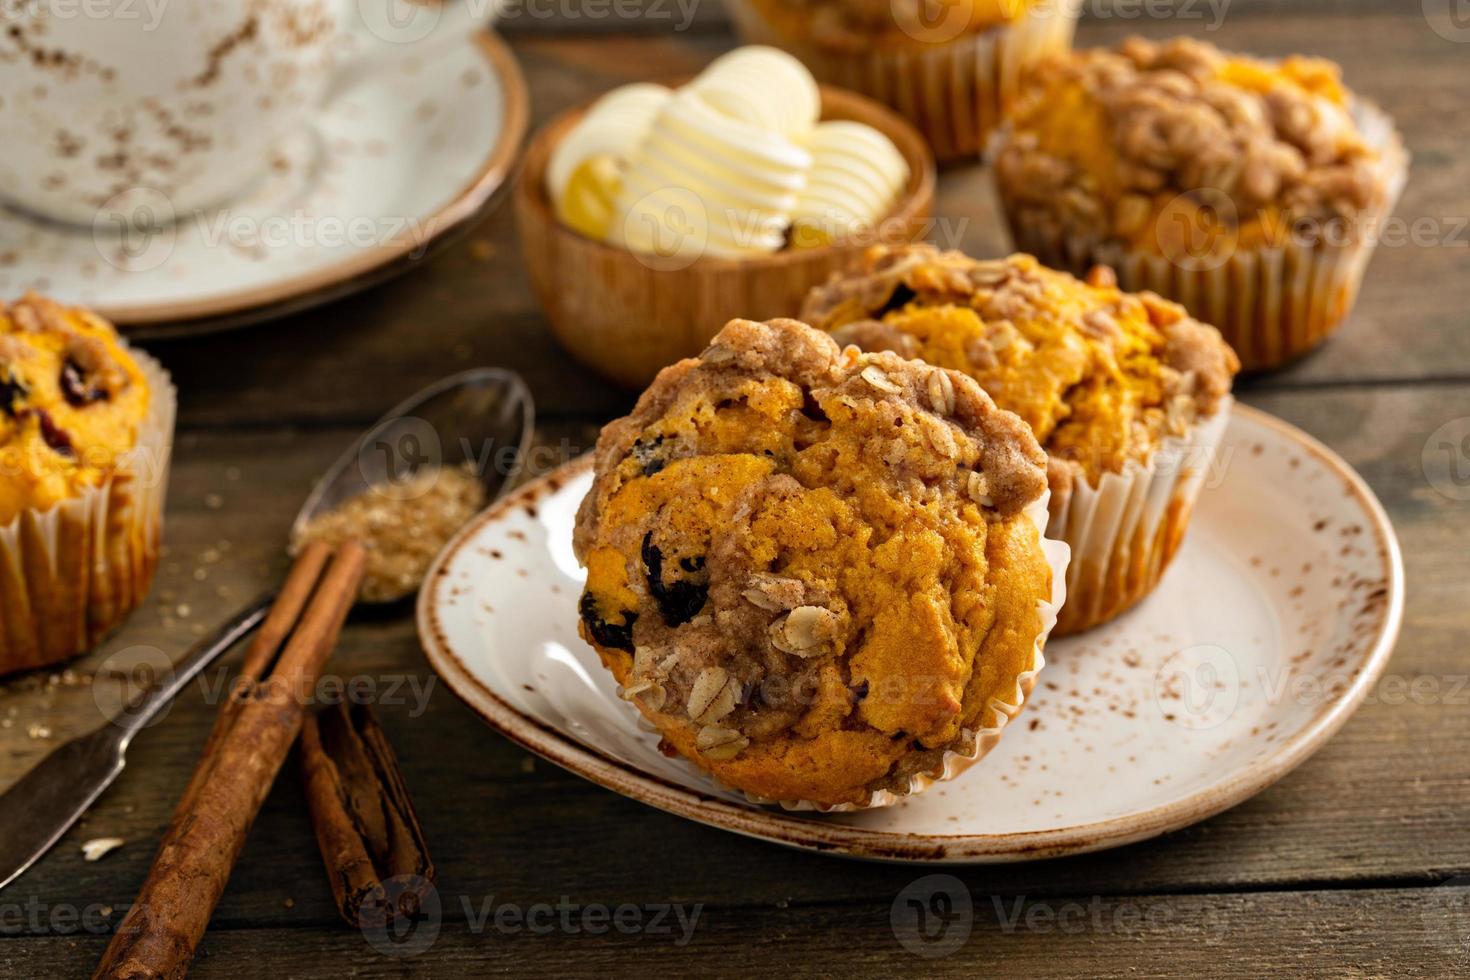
[[115, 595, 275, 741]]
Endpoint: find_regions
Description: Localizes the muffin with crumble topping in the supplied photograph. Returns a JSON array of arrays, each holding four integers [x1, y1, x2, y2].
[[724, 0, 1081, 161], [0, 295, 175, 674], [573, 317, 1067, 810], [802, 243, 1238, 634], [991, 36, 1407, 370]]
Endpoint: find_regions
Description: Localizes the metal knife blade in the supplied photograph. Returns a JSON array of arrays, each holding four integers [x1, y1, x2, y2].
[[0, 725, 128, 893], [0, 596, 270, 893]]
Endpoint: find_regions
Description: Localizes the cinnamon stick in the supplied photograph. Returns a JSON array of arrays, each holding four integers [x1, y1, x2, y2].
[[95, 542, 367, 980], [300, 701, 435, 927], [174, 541, 332, 818]]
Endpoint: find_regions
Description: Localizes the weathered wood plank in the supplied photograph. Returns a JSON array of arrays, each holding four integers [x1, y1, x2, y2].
[[147, 9, 1470, 429], [1, 380, 1464, 931], [1, 887, 1465, 977]]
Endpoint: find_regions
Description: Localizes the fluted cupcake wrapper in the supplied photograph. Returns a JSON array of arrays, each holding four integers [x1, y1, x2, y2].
[[725, 0, 1081, 162], [997, 102, 1408, 371], [724, 489, 1070, 812], [1046, 398, 1232, 637], [0, 347, 175, 674]]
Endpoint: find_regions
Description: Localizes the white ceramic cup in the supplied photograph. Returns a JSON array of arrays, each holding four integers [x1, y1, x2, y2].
[[0, 0, 497, 226]]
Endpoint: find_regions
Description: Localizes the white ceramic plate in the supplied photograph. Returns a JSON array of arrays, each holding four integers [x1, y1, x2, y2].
[[0, 32, 527, 336], [418, 405, 1403, 862]]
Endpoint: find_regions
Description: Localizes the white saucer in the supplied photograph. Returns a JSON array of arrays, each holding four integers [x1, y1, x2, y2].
[[0, 32, 527, 336], [418, 405, 1403, 863]]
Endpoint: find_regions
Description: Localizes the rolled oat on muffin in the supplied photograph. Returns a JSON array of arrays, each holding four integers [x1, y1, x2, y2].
[[803, 243, 1238, 634], [0, 295, 175, 673], [573, 316, 1067, 810], [991, 36, 1407, 370]]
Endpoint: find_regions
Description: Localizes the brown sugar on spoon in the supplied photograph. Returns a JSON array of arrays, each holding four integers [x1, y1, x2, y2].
[[292, 464, 488, 603]]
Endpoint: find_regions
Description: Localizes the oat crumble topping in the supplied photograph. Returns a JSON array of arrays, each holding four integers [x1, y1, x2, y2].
[[994, 37, 1404, 253], [801, 243, 1239, 484]]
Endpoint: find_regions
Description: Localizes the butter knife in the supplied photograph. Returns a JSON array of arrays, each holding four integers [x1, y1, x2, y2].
[[0, 596, 270, 893]]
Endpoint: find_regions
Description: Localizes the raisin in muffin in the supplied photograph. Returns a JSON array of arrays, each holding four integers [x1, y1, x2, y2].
[[724, 0, 1080, 161], [992, 36, 1407, 369], [574, 317, 1066, 809], [0, 295, 175, 673], [802, 244, 1238, 634]]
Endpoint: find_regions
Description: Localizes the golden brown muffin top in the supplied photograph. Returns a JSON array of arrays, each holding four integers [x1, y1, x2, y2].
[[573, 317, 1053, 807], [994, 37, 1405, 254], [750, 0, 1031, 52], [0, 296, 151, 525], [801, 244, 1239, 486]]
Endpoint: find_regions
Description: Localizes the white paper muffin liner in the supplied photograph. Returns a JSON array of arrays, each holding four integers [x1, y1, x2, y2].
[[1047, 397, 1232, 637], [672, 488, 1069, 813], [0, 346, 175, 674], [725, 0, 1080, 162], [996, 102, 1408, 370]]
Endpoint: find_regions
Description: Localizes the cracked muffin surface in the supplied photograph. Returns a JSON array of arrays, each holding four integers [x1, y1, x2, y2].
[[0, 295, 151, 525], [573, 317, 1056, 808], [801, 244, 1239, 488]]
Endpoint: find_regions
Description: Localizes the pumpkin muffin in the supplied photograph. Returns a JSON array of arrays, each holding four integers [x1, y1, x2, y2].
[[573, 317, 1066, 809], [991, 36, 1407, 370], [724, 0, 1080, 161], [0, 295, 175, 674], [802, 243, 1238, 634]]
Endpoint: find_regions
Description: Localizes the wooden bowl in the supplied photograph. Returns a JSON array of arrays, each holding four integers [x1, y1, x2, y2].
[[515, 84, 936, 389]]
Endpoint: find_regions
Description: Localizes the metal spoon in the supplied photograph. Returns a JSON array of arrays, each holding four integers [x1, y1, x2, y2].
[[0, 368, 535, 893]]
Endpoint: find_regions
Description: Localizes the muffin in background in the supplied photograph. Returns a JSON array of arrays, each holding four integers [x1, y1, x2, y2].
[[0, 295, 175, 674], [574, 317, 1067, 810], [991, 37, 1408, 370], [803, 243, 1238, 635], [724, 0, 1081, 161]]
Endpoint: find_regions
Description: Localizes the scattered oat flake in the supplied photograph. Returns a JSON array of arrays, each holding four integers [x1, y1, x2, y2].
[[27, 723, 51, 740], [82, 838, 125, 862], [204, 493, 224, 510]]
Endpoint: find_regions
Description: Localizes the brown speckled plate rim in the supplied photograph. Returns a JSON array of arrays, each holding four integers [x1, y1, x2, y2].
[[416, 404, 1405, 863], [100, 30, 529, 330]]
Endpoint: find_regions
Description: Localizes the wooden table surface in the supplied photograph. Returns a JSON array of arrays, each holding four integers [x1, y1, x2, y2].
[[3, 1, 1468, 976]]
